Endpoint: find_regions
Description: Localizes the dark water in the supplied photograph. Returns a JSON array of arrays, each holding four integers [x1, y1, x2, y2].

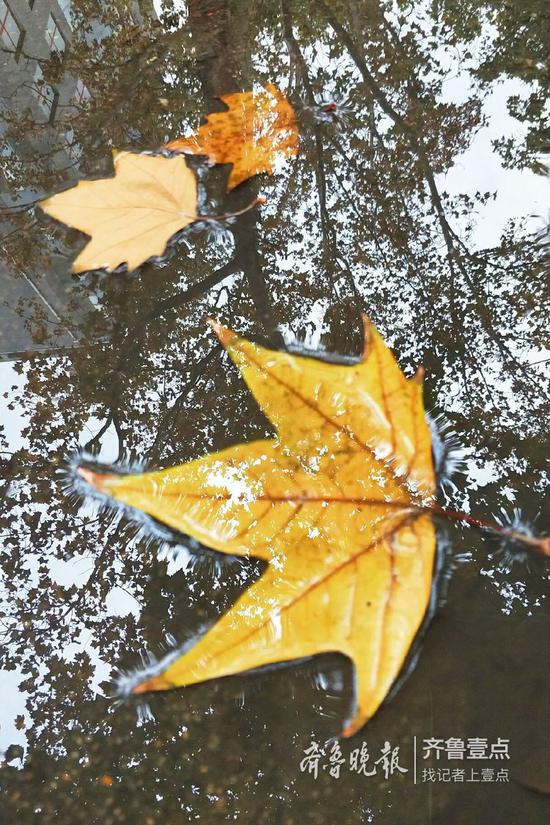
[[1, 0, 549, 822]]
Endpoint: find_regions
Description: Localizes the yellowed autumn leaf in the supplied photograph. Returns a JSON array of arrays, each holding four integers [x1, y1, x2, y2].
[[39, 151, 197, 273], [80, 317, 436, 736], [166, 84, 299, 190]]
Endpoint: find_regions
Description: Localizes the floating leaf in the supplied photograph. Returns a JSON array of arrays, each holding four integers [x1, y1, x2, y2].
[[166, 84, 299, 191], [40, 151, 197, 273], [80, 317, 436, 736]]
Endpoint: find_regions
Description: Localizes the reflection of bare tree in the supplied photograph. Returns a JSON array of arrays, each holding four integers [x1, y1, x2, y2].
[[282, 0, 360, 305], [288, 0, 546, 405]]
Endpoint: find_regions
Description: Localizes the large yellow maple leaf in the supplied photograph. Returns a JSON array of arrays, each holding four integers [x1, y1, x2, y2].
[[166, 84, 299, 191], [80, 317, 436, 736], [40, 151, 197, 273]]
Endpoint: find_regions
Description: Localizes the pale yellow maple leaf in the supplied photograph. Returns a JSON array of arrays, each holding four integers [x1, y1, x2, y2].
[[40, 151, 197, 273]]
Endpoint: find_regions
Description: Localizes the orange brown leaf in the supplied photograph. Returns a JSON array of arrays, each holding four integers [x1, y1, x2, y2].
[[166, 84, 299, 191], [81, 318, 436, 737]]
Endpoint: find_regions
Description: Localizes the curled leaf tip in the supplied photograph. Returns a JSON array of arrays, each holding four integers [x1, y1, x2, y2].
[[534, 535, 550, 556], [412, 365, 425, 384], [342, 715, 365, 739], [207, 317, 236, 347], [132, 676, 170, 695], [361, 314, 373, 359], [78, 466, 113, 492]]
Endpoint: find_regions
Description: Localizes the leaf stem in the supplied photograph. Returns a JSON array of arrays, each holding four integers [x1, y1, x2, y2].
[[426, 503, 550, 556], [195, 195, 266, 223]]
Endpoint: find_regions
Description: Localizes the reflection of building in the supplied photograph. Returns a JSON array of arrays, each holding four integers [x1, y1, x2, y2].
[[0, 1, 152, 359], [0, 1, 86, 358], [0, 0, 77, 129]]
